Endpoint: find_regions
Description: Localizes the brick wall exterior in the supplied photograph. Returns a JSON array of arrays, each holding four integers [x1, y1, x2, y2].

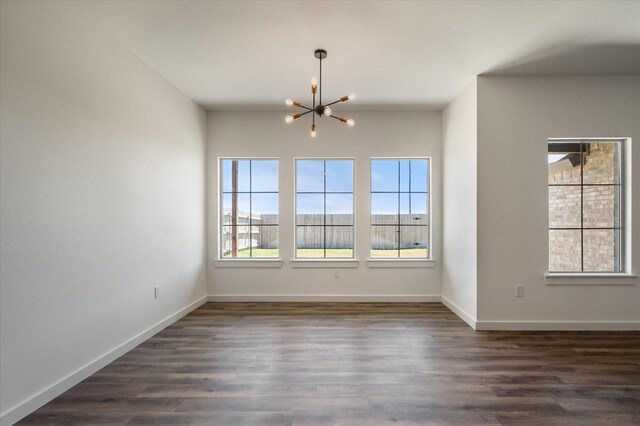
[[548, 142, 619, 271]]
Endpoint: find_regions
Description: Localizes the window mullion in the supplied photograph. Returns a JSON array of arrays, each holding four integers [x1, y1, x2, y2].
[[249, 160, 252, 258], [323, 161, 327, 259], [580, 141, 584, 271], [397, 160, 401, 258]]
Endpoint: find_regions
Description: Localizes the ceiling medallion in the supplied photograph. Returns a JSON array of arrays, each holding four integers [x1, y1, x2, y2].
[[285, 49, 355, 138]]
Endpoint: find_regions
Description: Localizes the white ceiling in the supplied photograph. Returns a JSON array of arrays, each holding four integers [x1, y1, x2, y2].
[[67, 0, 640, 110]]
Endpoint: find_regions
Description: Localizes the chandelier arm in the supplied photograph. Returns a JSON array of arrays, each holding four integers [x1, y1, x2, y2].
[[324, 99, 343, 107], [328, 114, 345, 122], [298, 110, 313, 117], [296, 104, 313, 111]]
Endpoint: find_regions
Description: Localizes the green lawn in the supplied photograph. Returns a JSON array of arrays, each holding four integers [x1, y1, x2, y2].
[[371, 249, 429, 258], [223, 248, 279, 258], [224, 248, 429, 258], [296, 249, 353, 258]]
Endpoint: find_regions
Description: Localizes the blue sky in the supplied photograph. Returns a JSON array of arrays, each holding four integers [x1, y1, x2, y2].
[[221, 159, 429, 216]]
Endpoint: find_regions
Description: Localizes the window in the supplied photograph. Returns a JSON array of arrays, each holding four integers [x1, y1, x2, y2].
[[548, 140, 623, 272], [371, 159, 430, 258], [220, 159, 279, 258], [295, 159, 354, 258]]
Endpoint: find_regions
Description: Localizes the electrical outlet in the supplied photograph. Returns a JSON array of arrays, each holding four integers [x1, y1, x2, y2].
[[515, 285, 524, 297], [333, 270, 340, 279], [154, 286, 160, 299]]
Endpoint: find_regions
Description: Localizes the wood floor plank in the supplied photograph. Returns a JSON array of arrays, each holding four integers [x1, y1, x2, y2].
[[126, 411, 294, 425], [17, 302, 640, 425], [292, 410, 501, 425]]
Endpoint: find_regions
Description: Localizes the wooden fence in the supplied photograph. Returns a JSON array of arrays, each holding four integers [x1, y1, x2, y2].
[[221, 212, 428, 252]]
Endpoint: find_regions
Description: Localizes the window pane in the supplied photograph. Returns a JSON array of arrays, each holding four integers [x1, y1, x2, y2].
[[400, 193, 428, 225], [251, 193, 278, 225], [399, 225, 428, 258], [296, 160, 325, 192], [325, 160, 353, 193], [548, 143, 581, 185], [583, 185, 619, 228], [253, 225, 279, 258], [221, 225, 233, 257], [221, 159, 232, 192], [296, 194, 324, 225], [371, 225, 398, 257], [326, 193, 353, 225], [582, 142, 621, 184], [371, 193, 398, 224], [399, 160, 410, 192], [221, 225, 254, 257], [296, 226, 324, 258], [251, 160, 279, 192], [410, 160, 429, 193], [371, 160, 399, 192], [548, 186, 581, 228], [549, 230, 581, 272], [583, 229, 619, 272], [222, 193, 250, 226], [326, 226, 353, 258], [221, 159, 250, 192]]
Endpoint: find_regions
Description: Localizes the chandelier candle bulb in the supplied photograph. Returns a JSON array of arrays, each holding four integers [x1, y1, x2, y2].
[[310, 124, 317, 138], [348, 93, 356, 101], [285, 98, 294, 106], [285, 115, 294, 124], [347, 118, 355, 127], [324, 106, 332, 116]]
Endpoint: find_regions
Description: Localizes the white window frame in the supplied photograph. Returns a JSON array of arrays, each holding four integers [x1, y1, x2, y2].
[[546, 138, 637, 285], [369, 157, 432, 261], [293, 157, 356, 261], [216, 157, 281, 263]]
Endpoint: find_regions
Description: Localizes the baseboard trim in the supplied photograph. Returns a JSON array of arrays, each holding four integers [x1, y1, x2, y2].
[[440, 296, 477, 329], [476, 321, 640, 331], [0, 295, 208, 426], [207, 294, 441, 302]]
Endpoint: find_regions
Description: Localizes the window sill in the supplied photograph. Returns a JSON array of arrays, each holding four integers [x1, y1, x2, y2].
[[290, 259, 359, 268], [214, 259, 283, 268], [367, 259, 436, 268], [545, 273, 637, 286]]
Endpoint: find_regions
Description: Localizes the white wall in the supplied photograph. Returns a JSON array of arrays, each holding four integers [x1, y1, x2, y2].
[[442, 80, 478, 326], [476, 76, 640, 328], [0, 2, 207, 423], [207, 111, 442, 299]]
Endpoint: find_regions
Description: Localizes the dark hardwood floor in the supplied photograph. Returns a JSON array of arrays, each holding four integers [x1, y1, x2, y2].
[[19, 303, 640, 425]]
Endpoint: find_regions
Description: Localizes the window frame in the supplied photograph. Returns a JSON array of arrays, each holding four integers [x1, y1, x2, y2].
[[218, 157, 280, 260], [547, 138, 625, 274], [369, 157, 432, 260], [294, 157, 356, 260]]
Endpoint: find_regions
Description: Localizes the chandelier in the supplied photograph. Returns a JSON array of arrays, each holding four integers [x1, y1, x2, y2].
[[284, 49, 355, 138]]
